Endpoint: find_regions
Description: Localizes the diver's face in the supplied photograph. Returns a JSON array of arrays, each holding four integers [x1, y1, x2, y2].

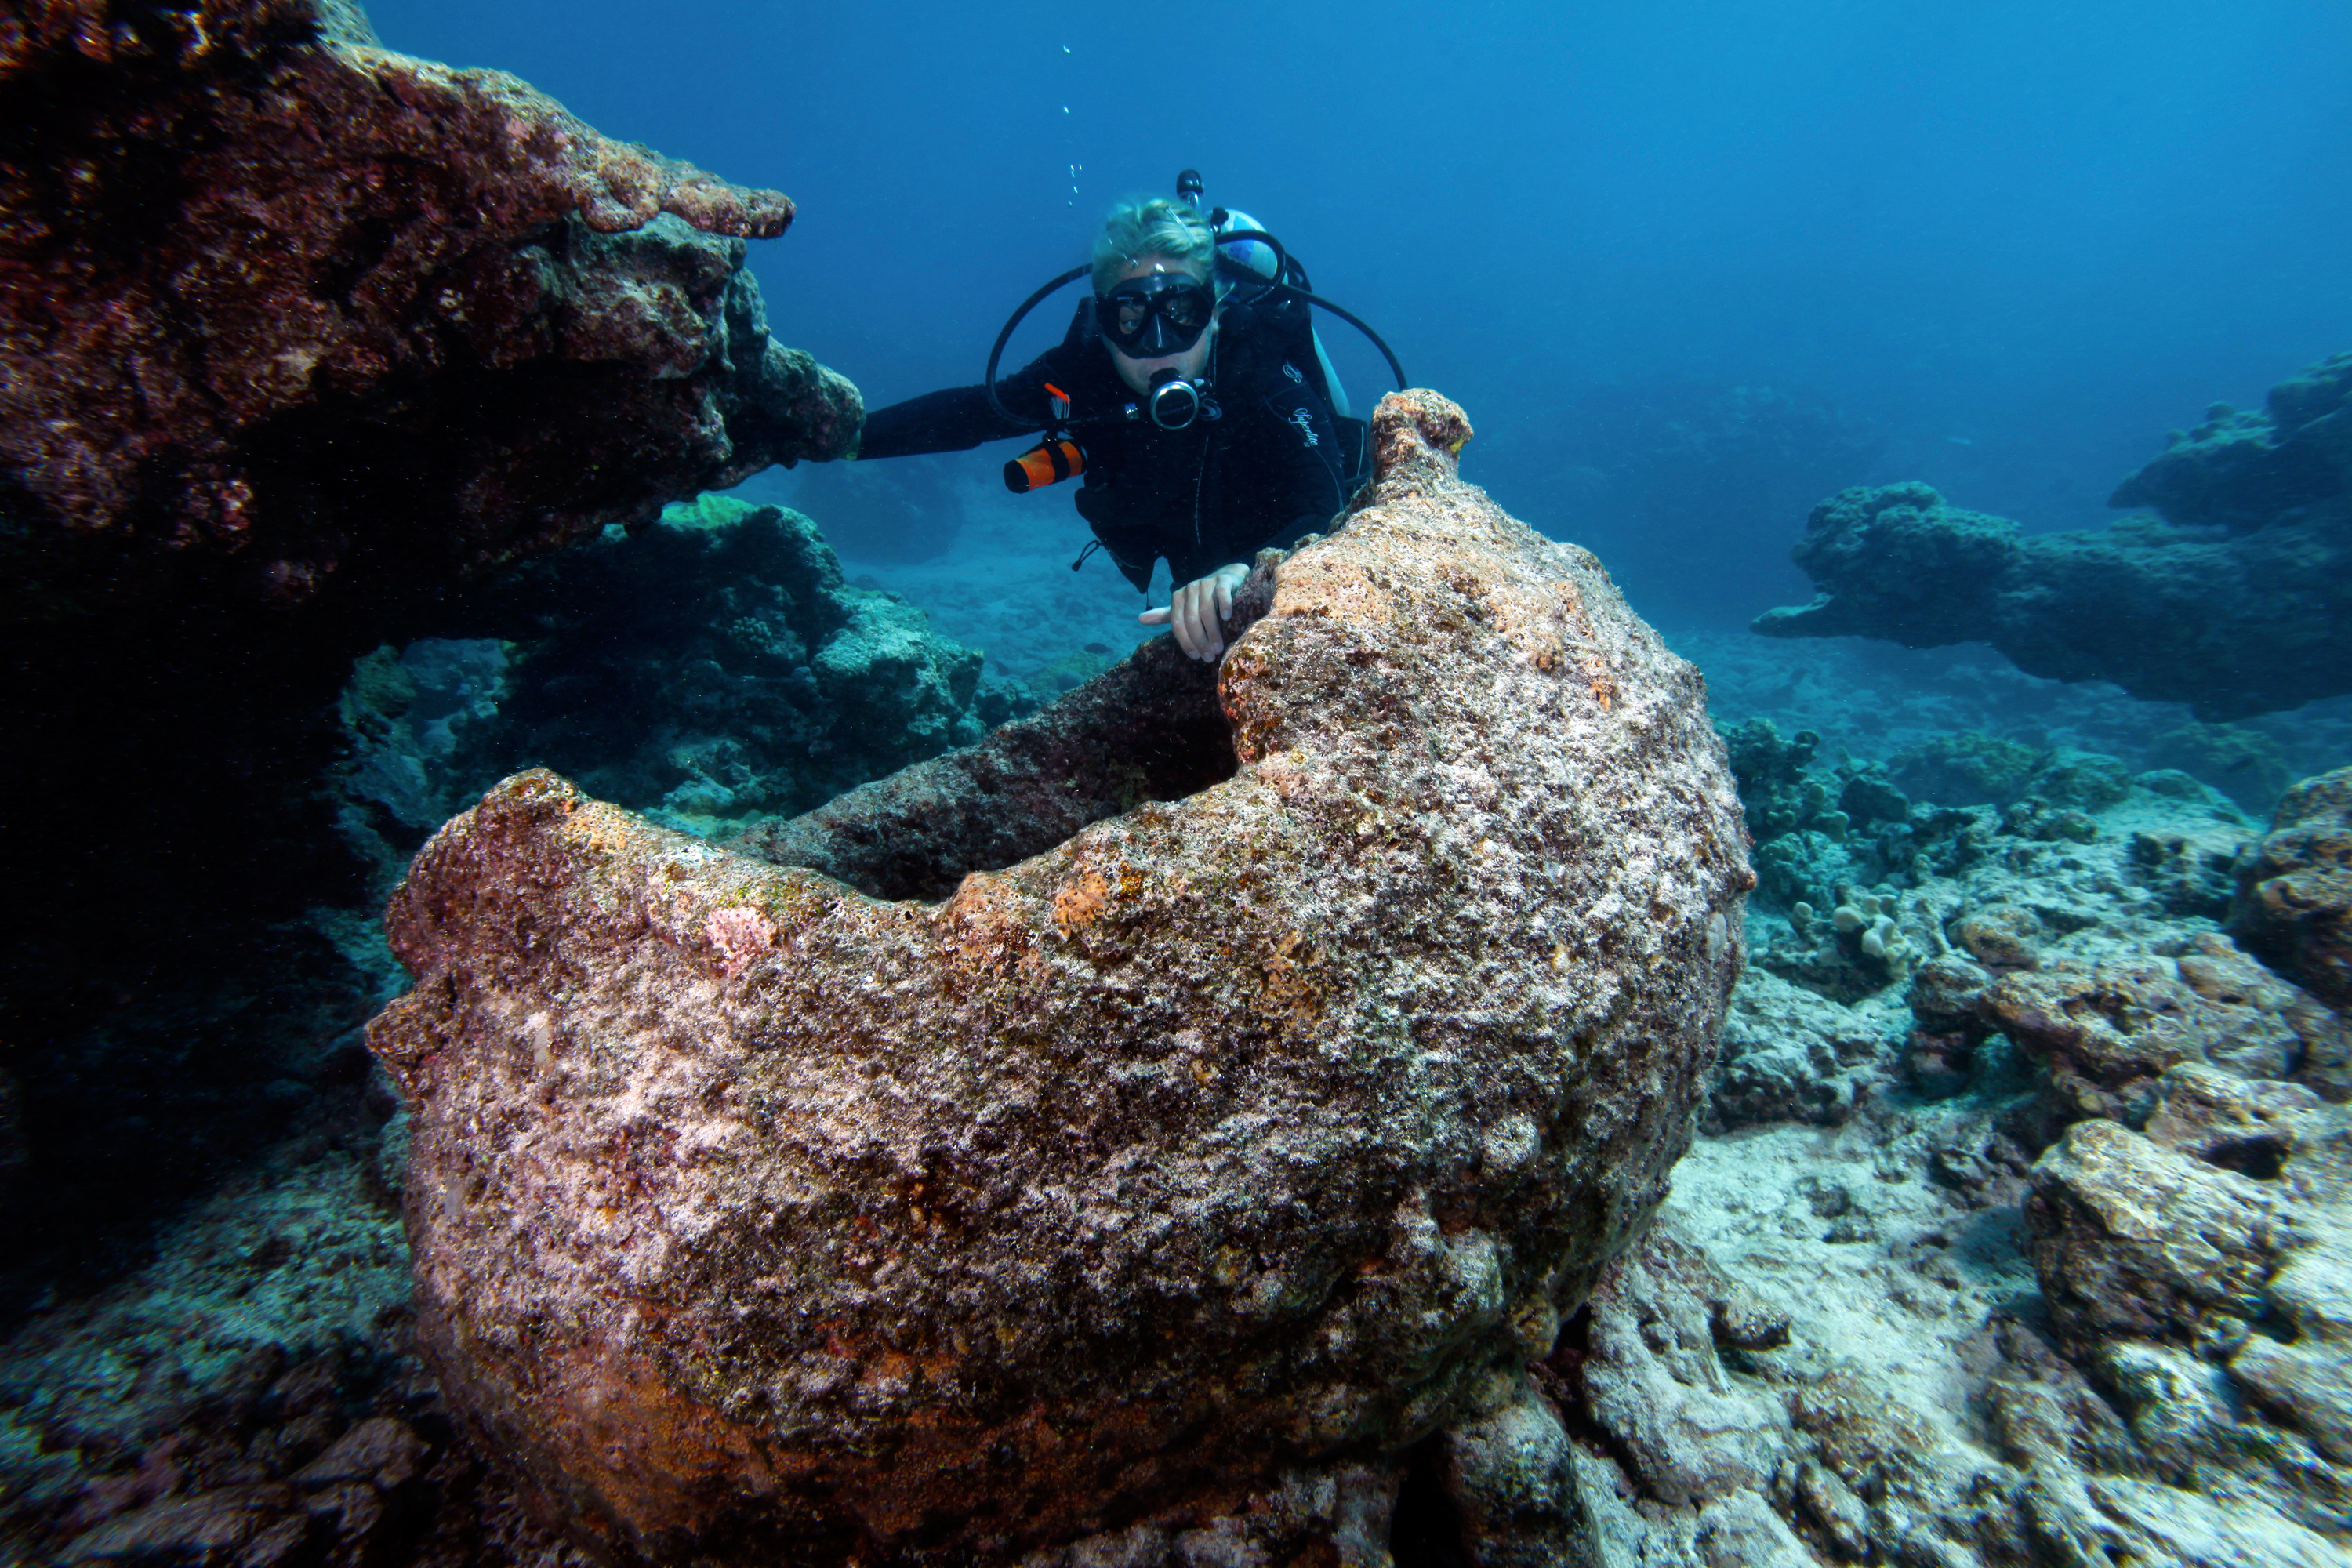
[[1105, 256, 1218, 397]]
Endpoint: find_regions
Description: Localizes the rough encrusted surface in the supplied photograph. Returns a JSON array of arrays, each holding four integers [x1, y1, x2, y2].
[[2024, 1065, 2352, 1532], [365, 390, 1753, 1564], [1978, 931, 2350, 1123], [0, 0, 859, 613], [1516, 743, 2352, 1566], [2236, 766, 2352, 1012], [1752, 352, 2352, 720], [1708, 969, 1900, 1132]]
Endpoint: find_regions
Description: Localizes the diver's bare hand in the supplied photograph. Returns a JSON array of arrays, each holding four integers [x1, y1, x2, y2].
[[1140, 563, 1250, 661]]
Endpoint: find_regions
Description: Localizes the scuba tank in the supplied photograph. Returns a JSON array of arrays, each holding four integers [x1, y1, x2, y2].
[[1207, 201, 1352, 421], [1223, 208, 1355, 420]]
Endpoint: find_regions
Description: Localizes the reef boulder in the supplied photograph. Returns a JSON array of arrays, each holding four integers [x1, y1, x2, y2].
[[365, 390, 1753, 1564], [1753, 352, 2352, 720], [2022, 1065, 2352, 1529], [2235, 767, 2352, 1013]]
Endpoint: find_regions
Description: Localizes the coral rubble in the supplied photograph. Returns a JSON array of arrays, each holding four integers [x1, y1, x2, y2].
[[364, 391, 1753, 1563], [1754, 352, 2352, 720], [2024, 1066, 2352, 1533], [1511, 742, 2352, 1563]]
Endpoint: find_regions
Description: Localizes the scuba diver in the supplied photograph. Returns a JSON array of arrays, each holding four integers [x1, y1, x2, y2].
[[851, 172, 1403, 662]]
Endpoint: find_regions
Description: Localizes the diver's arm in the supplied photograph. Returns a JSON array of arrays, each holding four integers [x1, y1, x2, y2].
[[853, 355, 1064, 459], [1140, 563, 1251, 662]]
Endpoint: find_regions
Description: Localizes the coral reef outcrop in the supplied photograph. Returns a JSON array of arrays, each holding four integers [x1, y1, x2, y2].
[[1754, 351, 2352, 720], [2109, 353, 2352, 534], [1, 0, 858, 612], [365, 391, 1753, 1563], [0, 0, 858, 1255]]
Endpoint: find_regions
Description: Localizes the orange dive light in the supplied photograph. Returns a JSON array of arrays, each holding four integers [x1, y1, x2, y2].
[[1006, 437, 1084, 493], [1005, 383, 1082, 492]]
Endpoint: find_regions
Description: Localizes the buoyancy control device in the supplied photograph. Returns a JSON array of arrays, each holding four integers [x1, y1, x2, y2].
[[993, 169, 1405, 495]]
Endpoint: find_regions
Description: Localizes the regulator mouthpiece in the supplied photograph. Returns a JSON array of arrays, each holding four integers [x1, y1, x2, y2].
[[1147, 368, 1202, 430]]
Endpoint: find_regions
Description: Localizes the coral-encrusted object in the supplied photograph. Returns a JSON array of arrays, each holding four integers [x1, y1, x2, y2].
[[367, 391, 1753, 1564], [0, 0, 858, 612]]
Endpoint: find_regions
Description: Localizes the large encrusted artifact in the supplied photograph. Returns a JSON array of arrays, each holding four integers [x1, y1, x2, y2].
[[368, 391, 1753, 1563]]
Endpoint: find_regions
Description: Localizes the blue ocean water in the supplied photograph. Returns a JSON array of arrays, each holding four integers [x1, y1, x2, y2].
[[374, 0, 2352, 627]]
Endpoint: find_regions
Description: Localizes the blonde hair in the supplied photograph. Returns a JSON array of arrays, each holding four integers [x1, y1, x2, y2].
[[1089, 198, 1229, 299]]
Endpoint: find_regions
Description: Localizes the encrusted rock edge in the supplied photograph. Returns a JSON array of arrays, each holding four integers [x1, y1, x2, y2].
[[1, 0, 861, 615]]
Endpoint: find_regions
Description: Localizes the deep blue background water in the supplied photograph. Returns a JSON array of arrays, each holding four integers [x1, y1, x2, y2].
[[368, 0, 2352, 627]]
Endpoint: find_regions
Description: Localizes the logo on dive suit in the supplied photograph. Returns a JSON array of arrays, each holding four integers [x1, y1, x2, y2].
[[1287, 406, 1319, 446]]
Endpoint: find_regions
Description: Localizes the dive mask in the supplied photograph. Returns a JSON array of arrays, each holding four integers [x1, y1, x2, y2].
[[1095, 273, 1216, 358]]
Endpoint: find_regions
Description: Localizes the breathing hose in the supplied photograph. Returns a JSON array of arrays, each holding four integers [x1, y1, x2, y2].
[[983, 263, 1090, 426]]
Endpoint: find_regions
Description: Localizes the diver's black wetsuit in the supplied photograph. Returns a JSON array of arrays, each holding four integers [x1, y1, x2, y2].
[[854, 299, 1353, 592]]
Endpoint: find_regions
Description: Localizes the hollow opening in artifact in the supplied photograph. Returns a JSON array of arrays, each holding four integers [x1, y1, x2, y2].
[[2199, 1135, 2287, 1182], [728, 642, 1240, 903]]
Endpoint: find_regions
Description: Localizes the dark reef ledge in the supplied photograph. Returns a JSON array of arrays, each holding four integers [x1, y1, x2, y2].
[[0, 0, 862, 1251], [0, 0, 859, 620], [1755, 350, 2352, 721]]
